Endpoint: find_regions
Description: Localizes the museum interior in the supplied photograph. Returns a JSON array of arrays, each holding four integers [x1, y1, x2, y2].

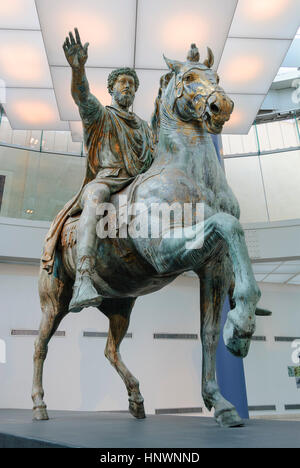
[[0, 0, 300, 449]]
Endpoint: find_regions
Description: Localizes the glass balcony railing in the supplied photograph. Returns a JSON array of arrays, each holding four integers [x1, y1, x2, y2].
[[0, 108, 300, 225], [0, 108, 299, 160], [222, 116, 300, 158], [0, 114, 85, 157], [0, 144, 85, 221]]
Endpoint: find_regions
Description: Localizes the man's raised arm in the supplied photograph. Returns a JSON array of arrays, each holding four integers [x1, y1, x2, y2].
[[63, 28, 102, 121]]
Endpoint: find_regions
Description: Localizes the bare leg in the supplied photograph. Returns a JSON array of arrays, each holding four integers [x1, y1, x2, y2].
[[77, 183, 110, 260], [197, 256, 243, 427], [69, 183, 110, 312], [101, 298, 145, 419], [32, 267, 71, 420]]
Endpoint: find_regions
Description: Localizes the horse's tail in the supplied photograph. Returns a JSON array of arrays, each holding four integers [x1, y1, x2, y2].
[[228, 278, 272, 317]]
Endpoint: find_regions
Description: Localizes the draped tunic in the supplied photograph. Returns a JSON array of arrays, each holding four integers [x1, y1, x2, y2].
[[42, 94, 153, 273]]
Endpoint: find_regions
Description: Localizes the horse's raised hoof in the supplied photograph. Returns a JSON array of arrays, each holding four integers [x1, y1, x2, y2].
[[215, 408, 244, 428], [223, 316, 251, 358], [129, 400, 146, 419], [33, 406, 49, 421]]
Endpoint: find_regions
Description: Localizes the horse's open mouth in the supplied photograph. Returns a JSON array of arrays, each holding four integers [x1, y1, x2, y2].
[[203, 112, 223, 134]]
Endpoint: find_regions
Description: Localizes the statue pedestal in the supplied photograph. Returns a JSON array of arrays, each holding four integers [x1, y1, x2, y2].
[[0, 409, 299, 448]]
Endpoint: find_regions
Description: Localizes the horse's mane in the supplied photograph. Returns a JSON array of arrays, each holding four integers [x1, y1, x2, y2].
[[150, 72, 173, 144], [150, 44, 214, 145]]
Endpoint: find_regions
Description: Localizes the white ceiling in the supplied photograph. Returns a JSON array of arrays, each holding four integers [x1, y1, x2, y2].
[[0, 0, 299, 139]]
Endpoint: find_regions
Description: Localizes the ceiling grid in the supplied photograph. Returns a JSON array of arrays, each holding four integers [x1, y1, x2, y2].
[[0, 0, 298, 137]]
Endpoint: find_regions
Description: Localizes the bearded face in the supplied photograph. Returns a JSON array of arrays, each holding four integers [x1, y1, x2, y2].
[[112, 74, 136, 109], [113, 90, 134, 108]]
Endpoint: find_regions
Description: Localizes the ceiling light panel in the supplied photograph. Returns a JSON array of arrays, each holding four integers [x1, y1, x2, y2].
[[3, 88, 69, 130], [0, 30, 52, 88], [222, 93, 265, 134], [51, 66, 112, 121], [69, 121, 83, 142], [132, 69, 165, 123], [0, 0, 40, 29], [135, 0, 238, 69], [35, 0, 136, 67], [217, 38, 292, 94], [229, 0, 300, 39]]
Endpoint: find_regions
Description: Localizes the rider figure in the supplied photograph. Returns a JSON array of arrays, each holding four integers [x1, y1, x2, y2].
[[42, 28, 153, 313]]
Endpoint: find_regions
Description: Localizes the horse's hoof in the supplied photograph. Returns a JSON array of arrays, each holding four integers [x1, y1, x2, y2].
[[215, 408, 244, 428], [223, 317, 251, 358], [129, 400, 146, 419], [33, 406, 49, 421]]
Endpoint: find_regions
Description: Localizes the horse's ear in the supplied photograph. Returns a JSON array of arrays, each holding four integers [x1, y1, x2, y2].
[[163, 55, 183, 74], [203, 47, 214, 69]]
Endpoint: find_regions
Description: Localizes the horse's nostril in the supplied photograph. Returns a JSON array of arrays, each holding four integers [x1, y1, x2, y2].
[[210, 103, 219, 114]]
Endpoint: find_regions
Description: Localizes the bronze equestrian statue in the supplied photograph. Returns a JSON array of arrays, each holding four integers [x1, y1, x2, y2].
[[32, 31, 261, 428]]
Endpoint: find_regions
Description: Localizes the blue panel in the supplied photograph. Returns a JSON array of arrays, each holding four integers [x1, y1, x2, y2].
[[216, 297, 249, 419], [212, 134, 249, 419], [211, 134, 221, 163]]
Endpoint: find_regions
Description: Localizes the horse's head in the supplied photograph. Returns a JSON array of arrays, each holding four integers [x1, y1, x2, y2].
[[162, 44, 234, 134]]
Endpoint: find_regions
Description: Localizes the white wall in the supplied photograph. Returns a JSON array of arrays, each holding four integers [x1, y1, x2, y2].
[[245, 282, 300, 417], [1, 217, 300, 417], [0, 263, 203, 415], [224, 150, 300, 224], [0, 261, 299, 418], [0, 217, 49, 261]]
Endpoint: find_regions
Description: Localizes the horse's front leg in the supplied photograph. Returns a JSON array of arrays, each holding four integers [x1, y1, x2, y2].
[[197, 257, 243, 427], [145, 212, 260, 358], [195, 213, 261, 357], [186, 214, 260, 357], [211, 213, 261, 358]]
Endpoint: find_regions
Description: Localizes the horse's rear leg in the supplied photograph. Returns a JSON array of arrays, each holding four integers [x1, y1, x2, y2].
[[101, 298, 145, 419], [32, 267, 71, 420], [197, 257, 243, 428]]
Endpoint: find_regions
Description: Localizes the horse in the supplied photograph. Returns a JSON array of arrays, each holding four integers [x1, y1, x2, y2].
[[32, 46, 261, 428]]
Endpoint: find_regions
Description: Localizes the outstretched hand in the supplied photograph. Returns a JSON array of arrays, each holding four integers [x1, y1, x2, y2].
[[63, 28, 89, 69]]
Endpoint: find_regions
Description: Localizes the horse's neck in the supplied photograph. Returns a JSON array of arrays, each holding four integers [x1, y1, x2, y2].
[[153, 102, 223, 187]]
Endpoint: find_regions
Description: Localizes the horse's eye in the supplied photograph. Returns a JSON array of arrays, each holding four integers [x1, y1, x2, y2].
[[184, 75, 193, 82]]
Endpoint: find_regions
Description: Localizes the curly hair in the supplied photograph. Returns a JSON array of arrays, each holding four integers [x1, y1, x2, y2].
[[107, 67, 139, 95]]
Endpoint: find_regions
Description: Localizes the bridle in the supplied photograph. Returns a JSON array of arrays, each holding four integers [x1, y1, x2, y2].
[[173, 67, 220, 122]]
